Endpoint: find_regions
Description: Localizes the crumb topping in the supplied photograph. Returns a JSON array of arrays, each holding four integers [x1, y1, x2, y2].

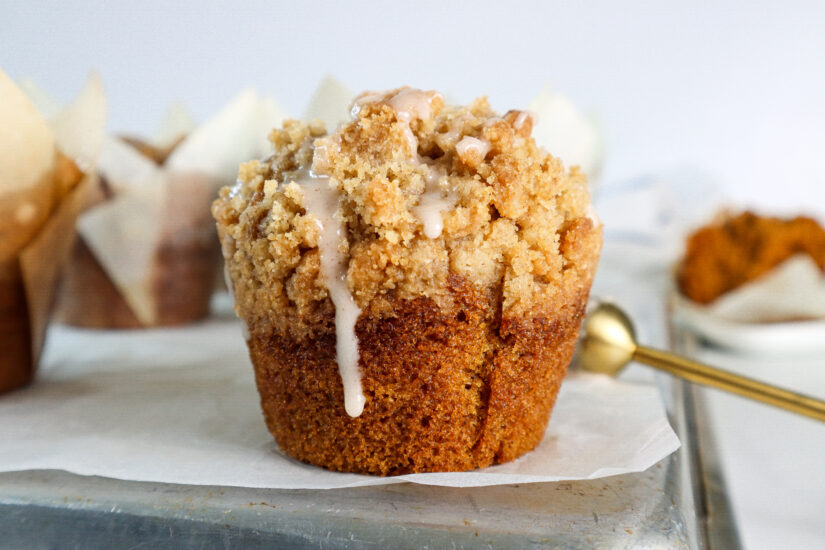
[[213, 87, 601, 338]]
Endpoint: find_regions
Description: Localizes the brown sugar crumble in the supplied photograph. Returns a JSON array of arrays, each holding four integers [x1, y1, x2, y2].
[[677, 211, 825, 304], [213, 88, 602, 475]]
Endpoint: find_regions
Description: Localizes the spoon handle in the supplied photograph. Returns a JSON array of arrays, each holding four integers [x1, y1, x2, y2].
[[634, 345, 825, 422]]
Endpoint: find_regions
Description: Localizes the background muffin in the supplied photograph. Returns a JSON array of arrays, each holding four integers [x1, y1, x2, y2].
[[0, 69, 96, 393], [55, 90, 282, 328], [214, 88, 602, 475], [55, 135, 221, 328]]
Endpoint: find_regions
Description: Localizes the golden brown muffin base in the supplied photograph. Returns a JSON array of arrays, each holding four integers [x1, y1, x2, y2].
[[56, 235, 220, 328], [248, 275, 586, 475]]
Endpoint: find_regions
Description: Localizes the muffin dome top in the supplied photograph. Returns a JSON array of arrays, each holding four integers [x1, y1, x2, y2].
[[214, 87, 601, 338]]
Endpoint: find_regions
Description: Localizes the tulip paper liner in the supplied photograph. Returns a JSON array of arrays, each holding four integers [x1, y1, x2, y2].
[[0, 176, 91, 393]]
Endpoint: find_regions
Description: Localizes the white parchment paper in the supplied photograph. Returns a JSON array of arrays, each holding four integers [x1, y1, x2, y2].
[[703, 255, 825, 323], [0, 316, 679, 489]]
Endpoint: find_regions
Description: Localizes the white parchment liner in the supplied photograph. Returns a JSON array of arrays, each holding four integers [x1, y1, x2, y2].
[[0, 318, 680, 489]]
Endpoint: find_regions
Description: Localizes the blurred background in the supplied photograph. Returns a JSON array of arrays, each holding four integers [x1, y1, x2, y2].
[[4, 0, 824, 217]]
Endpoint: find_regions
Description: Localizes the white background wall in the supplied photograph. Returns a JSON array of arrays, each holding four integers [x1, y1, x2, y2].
[[4, 1, 825, 216]]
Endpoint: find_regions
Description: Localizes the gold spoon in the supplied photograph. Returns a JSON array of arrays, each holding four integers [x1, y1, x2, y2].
[[578, 302, 825, 422]]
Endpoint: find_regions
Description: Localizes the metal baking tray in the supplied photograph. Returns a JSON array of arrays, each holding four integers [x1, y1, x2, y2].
[[0, 368, 740, 549]]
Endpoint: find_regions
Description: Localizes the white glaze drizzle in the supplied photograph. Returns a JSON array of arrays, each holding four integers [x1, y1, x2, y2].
[[301, 88, 454, 413], [455, 136, 491, 160], [387, 88, 441, 123], [223, 263, 234, 295], [223, 264, 250, 341], [359, 89, 457, 239], [296, 169, 365, 417], [513, 110, 536, 130], [412, 164, 453, 239], [586, 203, 601, 226], [400, 125, 418, 155], [228, 178, 243, 198], [350, 92, 385, 117]]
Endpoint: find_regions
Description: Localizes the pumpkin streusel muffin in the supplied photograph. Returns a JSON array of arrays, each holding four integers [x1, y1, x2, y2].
[[213, 88, 602, 475]]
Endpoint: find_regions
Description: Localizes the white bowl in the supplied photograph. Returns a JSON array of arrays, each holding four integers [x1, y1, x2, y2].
[[670, 291, 825, 356]]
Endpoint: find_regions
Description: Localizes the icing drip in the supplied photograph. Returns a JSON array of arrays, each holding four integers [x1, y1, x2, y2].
[[296, 90, 444, 416], [455, 136, 491, 159], [223, 265, 250, 341], [228, 178, 243, 198], [297, 169, 365, 417], [412, 164, 453, 239], [350, 92, 386, 117], [387, 88, 441, 123], [301, 88, 452, 408], [223, 264, 234, 295], [358, 88, 456, 239], [513, 110, 536, 130], [586, 203, 601, 226], [400, 126, 418, 156]]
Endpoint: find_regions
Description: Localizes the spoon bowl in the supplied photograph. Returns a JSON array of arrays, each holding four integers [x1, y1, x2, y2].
[[578, 303, 638, 376]]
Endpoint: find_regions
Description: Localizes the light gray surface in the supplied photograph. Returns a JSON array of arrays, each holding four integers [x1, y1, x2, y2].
[[0, 468, 681, 549], [673, 326, 825, 550]]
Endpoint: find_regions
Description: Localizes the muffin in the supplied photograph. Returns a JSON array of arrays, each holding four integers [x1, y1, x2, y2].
[[56, 90, 281, 329], [214, 88, 602, 475], [0, 69, 90, 393], [677, 211, 825, 305], [55, 135, 221, 328]]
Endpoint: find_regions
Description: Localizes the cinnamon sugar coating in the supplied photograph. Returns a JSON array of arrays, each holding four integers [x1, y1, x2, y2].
[[213, 88, 602, 474], [678, 211, 825, 304]]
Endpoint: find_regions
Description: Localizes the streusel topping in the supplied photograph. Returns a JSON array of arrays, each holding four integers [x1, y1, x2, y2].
[[215, 86, 597, 323]]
